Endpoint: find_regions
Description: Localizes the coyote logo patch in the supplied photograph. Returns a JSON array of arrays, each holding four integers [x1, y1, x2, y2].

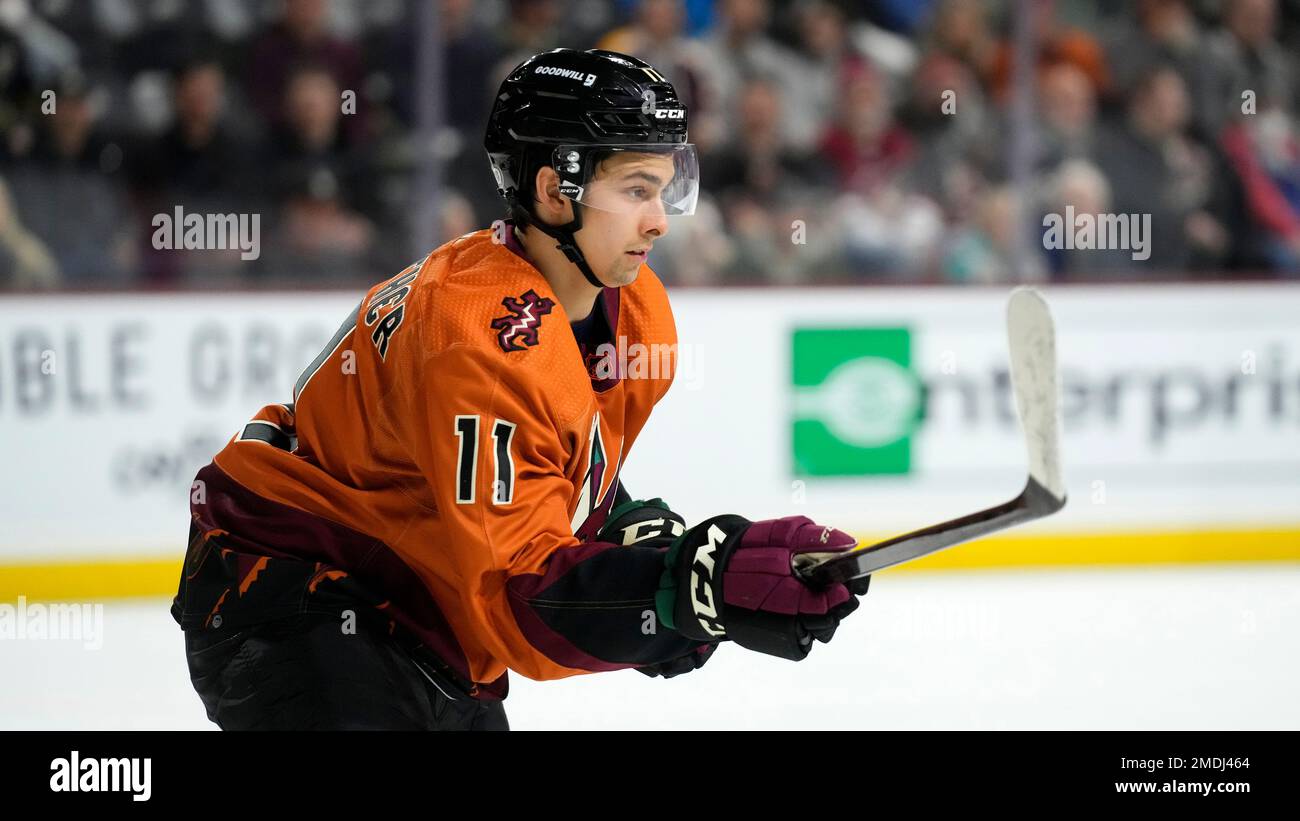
[[491, 289, 555, 352]]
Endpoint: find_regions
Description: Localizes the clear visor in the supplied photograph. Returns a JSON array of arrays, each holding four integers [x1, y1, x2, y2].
[[554, 143, 699, 216]]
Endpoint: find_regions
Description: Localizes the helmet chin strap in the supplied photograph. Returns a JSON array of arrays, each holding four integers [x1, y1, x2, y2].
[[513, 203, 606, 289]]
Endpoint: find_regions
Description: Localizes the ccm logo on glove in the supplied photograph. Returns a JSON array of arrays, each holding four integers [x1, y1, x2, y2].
[[660, 514, 869, 661], [686, 523, 730, 637]]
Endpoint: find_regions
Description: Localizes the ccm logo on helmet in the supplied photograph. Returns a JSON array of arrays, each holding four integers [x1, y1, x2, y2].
[[534, 65, 598, 86], [653, 108, 685, 120]]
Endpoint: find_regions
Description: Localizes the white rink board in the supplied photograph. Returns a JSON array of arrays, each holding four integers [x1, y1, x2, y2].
[[1, 284, 1298, 562], [0, 292, 356, 559]]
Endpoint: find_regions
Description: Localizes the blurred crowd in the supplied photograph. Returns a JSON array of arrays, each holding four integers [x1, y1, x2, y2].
[[2, 0, 1300, 290]]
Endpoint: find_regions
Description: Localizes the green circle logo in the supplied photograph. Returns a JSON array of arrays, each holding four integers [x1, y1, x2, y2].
[[797, 357, 921, 447]]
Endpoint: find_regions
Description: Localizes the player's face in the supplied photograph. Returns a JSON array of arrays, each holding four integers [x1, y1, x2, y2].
[[576, 153, 675, 287]]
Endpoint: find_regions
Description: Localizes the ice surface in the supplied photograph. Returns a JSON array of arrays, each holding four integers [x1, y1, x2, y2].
[[2, 565, 1296, 730]]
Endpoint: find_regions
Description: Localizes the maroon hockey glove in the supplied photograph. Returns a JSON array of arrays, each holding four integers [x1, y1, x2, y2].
[[658, 515, 870, 661]]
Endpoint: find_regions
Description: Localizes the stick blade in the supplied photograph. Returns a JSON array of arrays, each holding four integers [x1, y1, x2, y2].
[[1007, 287, 1066, 504]]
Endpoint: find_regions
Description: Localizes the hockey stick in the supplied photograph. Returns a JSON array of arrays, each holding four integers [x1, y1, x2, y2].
[[793, 287, 1068, 586]]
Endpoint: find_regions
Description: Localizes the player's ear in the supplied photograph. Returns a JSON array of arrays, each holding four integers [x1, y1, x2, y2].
[[532, 166, 572, 225]]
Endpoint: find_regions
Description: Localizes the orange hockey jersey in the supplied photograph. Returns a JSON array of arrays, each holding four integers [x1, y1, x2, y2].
[[171, 227, 709, 700]]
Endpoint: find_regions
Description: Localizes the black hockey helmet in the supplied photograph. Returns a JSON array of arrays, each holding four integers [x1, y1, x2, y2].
[[485, 48, 698, 287]]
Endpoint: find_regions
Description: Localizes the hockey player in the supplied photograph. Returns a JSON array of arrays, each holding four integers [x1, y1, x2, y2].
[[171, 48, 871, 730]]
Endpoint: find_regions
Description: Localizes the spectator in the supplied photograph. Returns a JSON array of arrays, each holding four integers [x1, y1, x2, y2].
[[130, 59, 258, 200], [0, 175, 59, 288], [986, 1, 1111, 105], [783, 1, 870, 155], [702, 0, 816, 150], [819, 64, 915, 197], [267, 63, 376, 222], [501, 0, 566, 55], [129, 57, 264, 284], [1033, 62, 1101, 172], [1093, 66, 1236, 273], [3, 73, 137, 285], [1103, 0, 1217, 134], [943, 185, 1042, 283], [703, 74, 839, 283], [247, 0, 367, 143], [923, 0, 1000, 86], [1202, 0, 1296, 136], [1220, 103, 1300, 273], [901, 52, 996, 216], [725, 189, 846, 284], [820, 65, 942, 279], [708, 75, 825, 206], [1037, 159, 1134, 278], [261, 167, 376, 284], [436, 0, 505, 136]]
